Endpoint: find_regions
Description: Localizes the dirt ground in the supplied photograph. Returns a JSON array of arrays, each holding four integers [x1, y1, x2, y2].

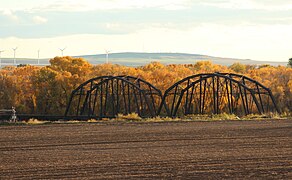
[[0, 120, 291, 179]]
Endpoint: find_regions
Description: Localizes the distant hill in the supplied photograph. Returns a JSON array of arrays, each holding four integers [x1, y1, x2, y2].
[[78, 52, 287, 66], [0, 52, 287, 67]]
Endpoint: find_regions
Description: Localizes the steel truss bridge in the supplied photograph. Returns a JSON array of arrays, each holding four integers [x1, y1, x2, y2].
[[65, 73, 279, 119], [65, 76, 164, 119]]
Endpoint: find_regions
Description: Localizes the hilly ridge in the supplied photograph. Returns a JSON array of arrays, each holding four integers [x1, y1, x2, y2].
[[79, 52, 287, 66], [0, 52, 287, 67]]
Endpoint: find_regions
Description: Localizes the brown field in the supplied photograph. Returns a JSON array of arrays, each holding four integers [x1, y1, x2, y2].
[[0, 120, 291, 179]]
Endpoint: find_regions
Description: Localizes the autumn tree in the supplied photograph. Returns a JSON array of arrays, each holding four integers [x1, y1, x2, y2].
[[0, 66, 40, 113], [1, 56, 292, 115], [12, 66, 40, 113], [49, 56, 92, 77], [0, 67, 16, 109], [229, 62, 246, 74], [32, 67, 60, 114], [49, 56, 93, 113]]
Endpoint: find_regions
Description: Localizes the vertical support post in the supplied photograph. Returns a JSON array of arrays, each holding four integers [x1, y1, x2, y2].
[[80, 91, 90, 116], [116, 79, 120, 114], [121, 81, 128, 114], [99, 83, 103, 117], [202, 79, 207, 114], [171, 86, 178, 115], [104, 80, 109, 116], [64, 92, 74, 117], [137, 80, 144, 116], [157, 93, 171, 117], [212, 76, 216, 114], [128, 82, 131, 113], [142, 90, 155, 117], [88, 81, 93, 115], [149, 86, 157, 115], [133, 86, 141, 116], [199, 76, 202, 114], [268, 90, 280, 114], [229, 80, 234, 113], [242, 79, 250, 114], [184, 79, 190, 114], [239, 86, 248, 115], [256, 85, 265, 113], [249, 90, 262, 114], [92, 87, 99, 117], [225, 79, 232, 114], [187, 84, 195, 115], [111, 79, 116, 116], [76, 87, 84, 116], [216, 76, 220, 114], [173, 90, 186, 117]]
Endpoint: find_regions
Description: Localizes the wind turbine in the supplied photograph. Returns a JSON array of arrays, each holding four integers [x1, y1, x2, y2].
[[37, 49, 40, 65], [59, 47, 66, 56], [105, 50, 111, 64], [12, 47, 18, 65], [0, 50, 4, 67]]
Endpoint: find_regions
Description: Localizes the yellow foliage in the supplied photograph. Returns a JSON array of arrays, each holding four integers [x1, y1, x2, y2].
[[0, 56, 291, 115], [25, 118, 48, 125], [116, 113, 142, 121]]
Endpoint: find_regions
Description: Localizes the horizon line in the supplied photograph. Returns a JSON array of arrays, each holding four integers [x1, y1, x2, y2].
[[0, 51, 288, 63]]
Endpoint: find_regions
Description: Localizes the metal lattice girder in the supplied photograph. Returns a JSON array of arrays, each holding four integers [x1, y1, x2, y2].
[[65, 73, 279, 119], [65, 76, 163, 119], [218, 73, 279, 113], [65, 76, 114, 117], [158, 73, 279, 117]]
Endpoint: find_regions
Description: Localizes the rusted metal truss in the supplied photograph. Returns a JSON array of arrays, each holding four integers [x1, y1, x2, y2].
[[65, 73, 279, 119], [65, 76, 164, 119], [158, 73, 279, 117]]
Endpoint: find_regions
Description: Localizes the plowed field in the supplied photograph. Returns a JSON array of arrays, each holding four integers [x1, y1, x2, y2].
[[0, 120, 291, 179]]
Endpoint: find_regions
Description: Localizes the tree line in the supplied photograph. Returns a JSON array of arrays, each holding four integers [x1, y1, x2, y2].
[[0, 56, 291, 115]]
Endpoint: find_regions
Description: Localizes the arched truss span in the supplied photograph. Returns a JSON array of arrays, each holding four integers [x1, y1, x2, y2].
[[158, 73, 279, 117], [65, 76, 163, 118]]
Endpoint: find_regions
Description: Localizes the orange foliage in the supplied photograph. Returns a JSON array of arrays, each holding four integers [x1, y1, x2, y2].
[[0, 57, 291, 115]]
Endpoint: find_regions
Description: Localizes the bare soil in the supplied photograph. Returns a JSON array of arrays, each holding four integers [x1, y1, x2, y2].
[[0, 120, 291, 179]]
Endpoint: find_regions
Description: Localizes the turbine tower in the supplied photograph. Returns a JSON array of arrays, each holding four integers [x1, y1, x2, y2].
[[105, 49, 111, 64], [59, 47, 66, 57], [0, 50, 4, 67], [37, 49, 40, 65], [12, 47, 18, 65]]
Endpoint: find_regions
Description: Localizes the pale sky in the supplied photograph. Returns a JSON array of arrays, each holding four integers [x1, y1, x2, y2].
[[0, 0, 291, 61]]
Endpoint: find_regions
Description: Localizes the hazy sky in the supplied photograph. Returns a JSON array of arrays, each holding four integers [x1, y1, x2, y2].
[[0, 0, 291, 61]]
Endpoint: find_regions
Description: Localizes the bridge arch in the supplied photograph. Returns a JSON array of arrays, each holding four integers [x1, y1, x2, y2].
[[158, 73, 279, 117], [65, 76, 163, 119]]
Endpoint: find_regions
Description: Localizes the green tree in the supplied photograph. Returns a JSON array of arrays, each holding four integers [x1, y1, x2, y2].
[[288, 58, 292, 67], [229, 62, 246, 73]]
